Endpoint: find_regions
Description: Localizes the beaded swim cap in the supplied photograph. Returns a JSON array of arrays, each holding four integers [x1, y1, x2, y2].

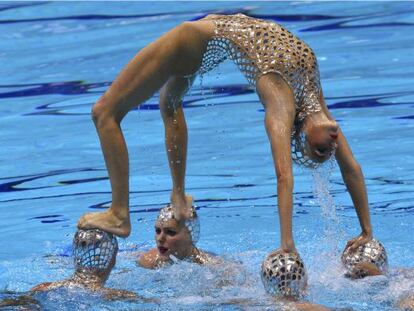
[[291, 131, 319, 168], [341, 239, 388, 278], [73, 229, 118, 271], [261, 251, 308, 297], [291, 130, 336, 168], [157, 205, 200, 244]]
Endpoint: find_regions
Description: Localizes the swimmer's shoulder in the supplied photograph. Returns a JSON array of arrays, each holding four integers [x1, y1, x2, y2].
[[30, 280, 68, 292], [193, 249, 222, 265], [137, 248, 158, 269]]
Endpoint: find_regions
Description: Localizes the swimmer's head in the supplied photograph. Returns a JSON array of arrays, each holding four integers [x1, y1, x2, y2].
[[155, 205, 199, 260], [341, 239, 388, 279], [293, 112, 339, 167], [261, 250, 308, 299], [73, 229, 118, 282]]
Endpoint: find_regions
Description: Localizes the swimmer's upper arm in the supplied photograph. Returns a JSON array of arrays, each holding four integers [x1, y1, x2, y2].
[[257, 74, 296, 178], [137, 248, 158, 269], [30, 281, 64, 292]]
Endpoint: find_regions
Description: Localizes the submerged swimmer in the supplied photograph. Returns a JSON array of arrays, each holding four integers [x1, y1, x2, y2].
[[345, 265, 414, 311], [138, 205, 217, 268], [0, 229, 140, 309], [30, 229, 134, 298], [259, 249, 351, 310], [398, 293, 414, 311], [341, 241, 413, 311], [341, 239, 388, 279], [78, 13, 375, 257]]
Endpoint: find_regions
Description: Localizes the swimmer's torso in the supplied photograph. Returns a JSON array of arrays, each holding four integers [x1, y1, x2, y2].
[[198, 13, 322, 121]]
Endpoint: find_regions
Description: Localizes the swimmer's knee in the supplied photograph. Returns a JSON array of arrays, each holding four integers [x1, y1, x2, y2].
[[176, 21, 194, 34], [159, 99, 179, 120], [91, 97, 123, 128], [159, 81, 186, 120]]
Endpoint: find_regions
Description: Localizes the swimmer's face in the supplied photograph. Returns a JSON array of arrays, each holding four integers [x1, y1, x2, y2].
[[304, 120, 339, 163], [155, 218, 192, 260]]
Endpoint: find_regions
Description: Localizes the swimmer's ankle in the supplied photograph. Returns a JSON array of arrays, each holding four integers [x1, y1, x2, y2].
[[108, 204, 130, 220], [170, 191, 188, 207], [280, 240, 297, 253]]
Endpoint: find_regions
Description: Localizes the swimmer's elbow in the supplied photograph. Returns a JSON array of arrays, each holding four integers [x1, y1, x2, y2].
[[276, 172, 293, 189], [341, 160, 363, 179]]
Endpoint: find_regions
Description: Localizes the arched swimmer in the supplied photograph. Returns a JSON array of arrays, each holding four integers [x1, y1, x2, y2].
[[77, 13, 375, 262]]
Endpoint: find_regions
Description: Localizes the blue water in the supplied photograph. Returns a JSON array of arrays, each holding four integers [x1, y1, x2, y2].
[[1, 1, 414, 310]]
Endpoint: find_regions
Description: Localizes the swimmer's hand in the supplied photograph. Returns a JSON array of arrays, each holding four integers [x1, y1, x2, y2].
[[344, 231, 373, 252], [170, 194, 194, 220]]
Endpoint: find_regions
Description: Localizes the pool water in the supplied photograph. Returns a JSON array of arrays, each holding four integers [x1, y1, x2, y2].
[[1, 1, 414, 310]]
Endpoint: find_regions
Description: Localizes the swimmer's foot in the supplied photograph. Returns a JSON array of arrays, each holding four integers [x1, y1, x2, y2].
[[170, 194, 194, 220], [77, 208, 131, 238]]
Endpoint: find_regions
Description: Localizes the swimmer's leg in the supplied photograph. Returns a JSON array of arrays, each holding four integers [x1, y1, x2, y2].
[[78, 22, 209, 237], [159, 76, 195, 215]]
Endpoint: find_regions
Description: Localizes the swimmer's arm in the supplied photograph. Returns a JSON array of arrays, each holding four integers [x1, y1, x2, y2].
[[137, 248, 158, 269], [0, 294, 40, 308], [257, 75, 296, 252], [335, 128, 372, 236], [319, 94, 373, 247], [30, 280, 67, 292]]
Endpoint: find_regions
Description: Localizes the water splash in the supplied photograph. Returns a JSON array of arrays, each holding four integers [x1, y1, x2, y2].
[[311, 157, 344, 257]]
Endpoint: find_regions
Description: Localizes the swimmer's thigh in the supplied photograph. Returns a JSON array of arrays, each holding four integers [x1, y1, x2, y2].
[[99, 23, 202, 121]]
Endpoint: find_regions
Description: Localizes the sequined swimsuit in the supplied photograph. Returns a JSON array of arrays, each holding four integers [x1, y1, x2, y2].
[[199, 14, 323, 166], [199, 13, 322, 123]]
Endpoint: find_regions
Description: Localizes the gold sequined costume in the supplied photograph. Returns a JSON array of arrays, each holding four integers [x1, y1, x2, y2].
[[199, 14, 323, 166]]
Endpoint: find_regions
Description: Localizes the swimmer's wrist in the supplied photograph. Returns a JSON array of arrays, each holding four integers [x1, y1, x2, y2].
[[361, 228, 373, 236], [361, 226, 372, 235]]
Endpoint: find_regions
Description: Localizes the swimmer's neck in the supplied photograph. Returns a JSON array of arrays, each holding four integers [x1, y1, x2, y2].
[[72, 270, 106, 289]]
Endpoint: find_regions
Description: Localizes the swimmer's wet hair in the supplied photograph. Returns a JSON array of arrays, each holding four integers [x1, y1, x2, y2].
[[157, 205, 200, 244], [73, 229, 118, 271]]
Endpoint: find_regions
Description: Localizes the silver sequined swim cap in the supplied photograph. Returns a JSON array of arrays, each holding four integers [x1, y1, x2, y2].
[[341, 239, 388, 277], [73, 229, 118, 271], [157, 205, 200, 244], [291, 131, 319, 168], [261, 251, 308, 297]]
